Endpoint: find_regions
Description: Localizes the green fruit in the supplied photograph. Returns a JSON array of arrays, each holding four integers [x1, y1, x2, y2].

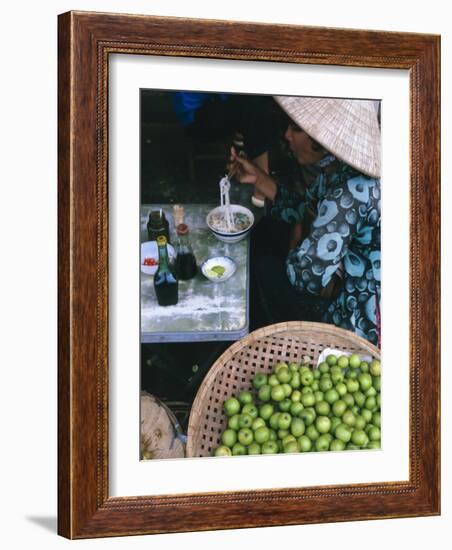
[[349, 353, 361, 369], [353, 391, 366, 408], [315, 400, 330, 416], [343, 393, 355, 407], [252, 417, 266, 431], [360, 361, 369, 373], [290, 417, 306, 437], [330, 365, 343, 376], [358, 373, 373, 392], [335, 423, 352, 443], [366, 441, 381, 450], [337, 356, 349, 369], [314, 391, 324, 402], [342, 410, 356, 427], [290, 402, 304, 417], [313, 368, 321, 380], [247, 442, 261, 455], [271, 385, 285, 402], [346, 379, 360, 393], [354, 415, 366, 430], [252, 372, 268, 389], [301, 386, 313, 395], [214, 445, 232, 457], [324, 388, 340, 405], [268, 374, 280, 387], [330, 439, 346, 451], [290, 372, 301, 389], [300, 370, 314, 386], [315, 416, 331, 434], [238, 390, 253, 405], [269, 429, 277, 441], [326, 354, 338, 366], [282, 434, 296, 446], [254, 426, 271, 444], [346, 443, 360, 450], [306, 425, 320, 441], [261, 440, 278, 454], [284, 441, 299, 453], [301, 393, 316, 407], [311, 381, 320, 391], [279, 398, 292, 412], [372, 411, 381, 427], [276, 366, 291, 384], [238, 413, 253, 428], [278, 412, 292, 430], [221, 429, 237, 447], [228, 414, 240, 430], [319, 377, 333, 392], [258, 384, 271, 402], [232, 443, 247, 455], [332, 399, 347, 417], [315, 434, 331, 452], [335, 382, 348, 396], [242, 403, 258, 419], [298, 435, 312, 452], [368, 426, 381, 441], [289, 362, 299, 373], [259, 403, 274, 420], [331, 372, 345, 384], [318, 362, 330, 374], [330, 416, 342, 433], [274, 362, 289, 373], [269, 412, 281, 430], [238, 428, 254, 446], [278, 429, 289, 439], [365, 396, 377, 411], [224, 397, 241, 417], [300, 408, 316, 426], [351, 429, 369, 447], [369, 359, 381, 376], [372, 376, 381, 392], [361, 409, 373, 423], [291, 390, 302, 403], [282, 383, 293, 397]]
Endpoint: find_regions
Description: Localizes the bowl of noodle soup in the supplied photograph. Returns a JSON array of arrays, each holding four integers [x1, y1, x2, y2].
[[206, 204, 254, 243]]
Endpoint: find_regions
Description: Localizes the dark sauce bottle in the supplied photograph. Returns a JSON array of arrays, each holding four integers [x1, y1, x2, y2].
[[154, 236, 178, 306], [147, 209, 170, 243], [175, 223, 197, 280]]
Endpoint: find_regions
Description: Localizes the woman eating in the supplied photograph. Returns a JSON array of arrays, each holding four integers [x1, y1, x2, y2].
[[231, 96, 381, 346]]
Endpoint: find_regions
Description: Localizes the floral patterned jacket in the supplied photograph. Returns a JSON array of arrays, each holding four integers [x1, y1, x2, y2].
[[270, 157, 381, 345]]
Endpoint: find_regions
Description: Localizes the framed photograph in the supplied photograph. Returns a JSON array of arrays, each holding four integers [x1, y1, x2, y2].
[[58, 11, 440, 538]]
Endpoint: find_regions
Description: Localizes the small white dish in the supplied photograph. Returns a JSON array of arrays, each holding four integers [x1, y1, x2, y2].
[[141, 241, 176, 276], [201, 256, 236, 282]]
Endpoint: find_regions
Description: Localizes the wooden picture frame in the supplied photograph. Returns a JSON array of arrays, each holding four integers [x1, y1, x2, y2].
[[58, 10, 440, 538]]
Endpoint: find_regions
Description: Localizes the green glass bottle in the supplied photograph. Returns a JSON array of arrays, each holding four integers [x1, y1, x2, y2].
[[154, 236, 178, 306]]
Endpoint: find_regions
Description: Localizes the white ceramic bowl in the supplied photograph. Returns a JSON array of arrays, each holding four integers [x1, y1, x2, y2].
[[141, 241, 176, 276], [206, 204, 254, 244], [201, 256, 236, 283]]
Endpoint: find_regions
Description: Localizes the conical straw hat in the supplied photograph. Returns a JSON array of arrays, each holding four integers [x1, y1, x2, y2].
[[275, 96, 381, 178]]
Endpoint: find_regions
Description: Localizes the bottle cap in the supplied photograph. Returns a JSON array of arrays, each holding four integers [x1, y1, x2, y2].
[[176, 223, 189, 236], [156, 235, 167, 246]]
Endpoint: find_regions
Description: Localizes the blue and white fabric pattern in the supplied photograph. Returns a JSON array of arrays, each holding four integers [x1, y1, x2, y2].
[[271, 158, 381, 345]]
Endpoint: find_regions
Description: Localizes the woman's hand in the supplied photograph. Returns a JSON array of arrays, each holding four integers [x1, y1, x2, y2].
[[230, 147, 278, 201]]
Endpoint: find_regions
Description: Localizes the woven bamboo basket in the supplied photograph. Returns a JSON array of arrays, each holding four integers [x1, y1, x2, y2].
[[186, 321, 380, 458]]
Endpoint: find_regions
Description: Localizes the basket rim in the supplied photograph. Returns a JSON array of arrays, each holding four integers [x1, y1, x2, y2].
[[186, 321, 380, 457]]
